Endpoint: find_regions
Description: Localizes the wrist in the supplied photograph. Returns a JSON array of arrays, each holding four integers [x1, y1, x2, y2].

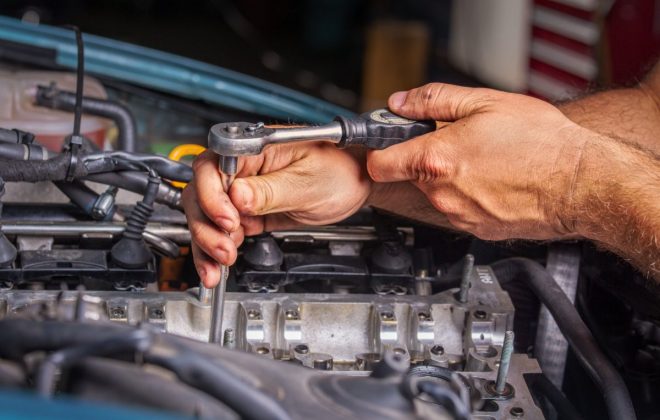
[[545, 124, 592, 237], [366, 181, 394, 208]]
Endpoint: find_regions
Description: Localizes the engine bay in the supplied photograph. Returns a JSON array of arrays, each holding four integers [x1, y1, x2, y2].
[[0, 22, 659, 420]]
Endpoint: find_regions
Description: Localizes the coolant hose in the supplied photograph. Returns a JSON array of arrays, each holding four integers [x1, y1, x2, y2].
[[491, 258, 636, 420], [36, 86, 137, 152]]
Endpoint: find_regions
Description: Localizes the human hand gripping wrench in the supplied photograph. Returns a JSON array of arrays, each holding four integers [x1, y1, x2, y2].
[[204, 109, 436, 344]]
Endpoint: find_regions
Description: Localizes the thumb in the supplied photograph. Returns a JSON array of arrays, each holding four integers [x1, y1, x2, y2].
[[230, 167, 311, 216], [388, 83, 496, 122], [367, 128, 454, 183]]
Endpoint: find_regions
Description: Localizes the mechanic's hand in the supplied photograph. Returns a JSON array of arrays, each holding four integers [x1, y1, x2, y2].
[[183, 143, 371, 287], [367, 83, 587, 241]]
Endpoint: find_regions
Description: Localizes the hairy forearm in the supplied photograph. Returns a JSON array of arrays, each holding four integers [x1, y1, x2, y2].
[[558, 63, 660, 154], [570, 130, 660, 280]]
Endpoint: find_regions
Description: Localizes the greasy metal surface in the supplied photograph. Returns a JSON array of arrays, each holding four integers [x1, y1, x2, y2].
[[0, 266, 512, 364], [0, 265, 543, 418], [2, 222, 413, 246]]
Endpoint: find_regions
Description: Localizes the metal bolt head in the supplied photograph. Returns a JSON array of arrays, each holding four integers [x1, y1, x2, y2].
[[110, 307, 125, 318], [225, 125, 240, 134], [285, 309, 299, 320], [418, 312, 430, 321], [150, 308, 164, 319], [247, 309, 261, 319], [380, 311, 394, 320], [393, 347, 406, 355], [256, 346, 270, 355], [294, 344, 309, 354], [430, 345, 445, 355]]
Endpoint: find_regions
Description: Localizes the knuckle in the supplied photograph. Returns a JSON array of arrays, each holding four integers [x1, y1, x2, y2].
[[366, 158, 384, 182], [189, 222, 207, 243], [419, 83, 443, 109], [410, 148, 451, 183]]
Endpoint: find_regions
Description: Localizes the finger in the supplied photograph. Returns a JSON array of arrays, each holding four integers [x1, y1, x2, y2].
[[388, 83, 497, 122], [229, 162, 314, 216], [191, 151, 241, 233], [241, 214, 303, 236], [190, 242, 220, 288], [366, 128, 457, 183], [241, 215, 265, 236], [183, 186, 238, 266]]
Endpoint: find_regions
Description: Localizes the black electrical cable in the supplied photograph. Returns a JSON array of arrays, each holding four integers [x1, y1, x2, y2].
[[63, 25, 85, 182], [491, 258, 636, 420], [84, 171, 182, 209], [0, 145, 190, 184], [65, 25, 84, 138], [83, 151, 192, 182], [531, 374, 584, 420], [0, 154, 88, 182], [35, 86, 137, 152]]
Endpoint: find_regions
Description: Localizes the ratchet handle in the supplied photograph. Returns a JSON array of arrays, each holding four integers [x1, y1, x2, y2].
[[334, 108, 435, 150]]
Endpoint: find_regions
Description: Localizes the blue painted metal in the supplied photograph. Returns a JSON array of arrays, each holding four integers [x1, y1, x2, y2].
[[0, 16, 355, 123], [0, 390, 184, 419]]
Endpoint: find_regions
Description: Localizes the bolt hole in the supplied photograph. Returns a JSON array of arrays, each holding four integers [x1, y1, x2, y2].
[[430, 345, 445, 356], [481, 400, 499, 412], [474, 310, 487, 319], [510, 406, 524, 417]]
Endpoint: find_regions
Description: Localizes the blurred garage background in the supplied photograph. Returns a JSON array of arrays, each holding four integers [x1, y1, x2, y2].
[[0, 0, 658, 113]]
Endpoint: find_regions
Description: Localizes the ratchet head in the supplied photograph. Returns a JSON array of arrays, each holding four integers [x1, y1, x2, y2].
[[208, 122, 275, 157]]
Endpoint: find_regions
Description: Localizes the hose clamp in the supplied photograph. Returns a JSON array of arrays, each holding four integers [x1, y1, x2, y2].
[[65, 134, 84, 182]]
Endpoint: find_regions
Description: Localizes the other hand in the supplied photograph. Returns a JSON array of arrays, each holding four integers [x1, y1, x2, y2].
[[182, 142, 371, 287], [367, 83, 587, 241]]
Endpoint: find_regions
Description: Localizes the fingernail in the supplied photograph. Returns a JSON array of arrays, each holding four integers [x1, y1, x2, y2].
[[390, 91, 408, 109]]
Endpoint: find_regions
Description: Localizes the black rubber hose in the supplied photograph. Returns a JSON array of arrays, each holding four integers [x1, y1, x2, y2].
[[531, 374, 584, 420], [416, 379, 470, 420], [54, 180, 114, 219], [147, 343, 290, 420], [0, 154, 88, 182], [0, 128, 35, 144], [0, 320, 291, 420], [491, 258, 636, 420], [35, 86, 137, 152], [36, 329, 151, 397]]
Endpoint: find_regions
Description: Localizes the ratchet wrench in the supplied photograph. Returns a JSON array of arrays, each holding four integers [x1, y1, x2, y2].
[[205, 108, 435, 344]]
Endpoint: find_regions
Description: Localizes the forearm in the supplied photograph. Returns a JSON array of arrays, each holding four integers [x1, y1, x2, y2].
[[367, 182, 455, 230], [570, 129, 660, 280], [558, 63, 660, 154]]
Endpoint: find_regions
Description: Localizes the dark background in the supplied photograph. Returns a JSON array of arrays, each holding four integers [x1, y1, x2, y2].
[[0, 0, 459, 111]]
